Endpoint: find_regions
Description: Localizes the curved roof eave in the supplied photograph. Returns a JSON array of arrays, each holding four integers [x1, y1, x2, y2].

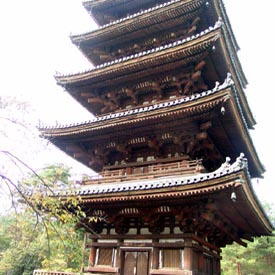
[[225, 85, 265, 176], [82, 0, 185, 26], [216, 27, 255, 128], [75, 0, 240, 68], [55, 23, 222, 86], [52, 154, 250, 198], [72, 0, 204, 44], [26, 154, 273, 235], [40, 75, 234, 136]]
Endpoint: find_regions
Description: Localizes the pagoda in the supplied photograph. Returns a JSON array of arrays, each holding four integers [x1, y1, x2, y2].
[[39, 0, 273, 274]]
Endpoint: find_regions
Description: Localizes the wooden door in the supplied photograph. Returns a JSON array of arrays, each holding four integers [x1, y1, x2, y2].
[[122, 251, 149, 275]]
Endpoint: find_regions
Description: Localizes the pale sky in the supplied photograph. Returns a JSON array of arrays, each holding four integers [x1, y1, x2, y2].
[[0, 0, 274, 203]]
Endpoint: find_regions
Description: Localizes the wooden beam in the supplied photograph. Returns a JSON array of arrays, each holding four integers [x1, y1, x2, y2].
[[199, 121, 212, 131], [201, 211, 247, 247], [196, 131, 207, 140]]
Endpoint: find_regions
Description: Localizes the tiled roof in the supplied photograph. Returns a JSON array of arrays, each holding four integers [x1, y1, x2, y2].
[[72, 0, 202, 41], [55, 20, 222, 82], [98, 0, 180, 31], [40, 73, 233, 131], [82, 0, 199, 26], [80, 0, 239, 52], [46, 153, 248, 197]]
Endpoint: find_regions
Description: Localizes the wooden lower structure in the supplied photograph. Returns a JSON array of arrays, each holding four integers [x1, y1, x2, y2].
[[85, 234, 220, 275], [39, 155, 272, 275]]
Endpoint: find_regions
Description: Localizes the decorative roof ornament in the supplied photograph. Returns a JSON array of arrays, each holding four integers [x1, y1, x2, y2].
[[219, 72, 234, 89], [215, 17, 224, 29], [213, 81, 220, 92], [215, 153, 247, 173], [231, 153, 247, 170], [215, 156, 231, 172]]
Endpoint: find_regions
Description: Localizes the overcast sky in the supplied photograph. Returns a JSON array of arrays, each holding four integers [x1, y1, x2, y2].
[[0, 0, 274, 203]]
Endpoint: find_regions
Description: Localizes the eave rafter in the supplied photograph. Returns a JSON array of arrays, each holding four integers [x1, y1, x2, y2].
[[76, 59, 208, 115]]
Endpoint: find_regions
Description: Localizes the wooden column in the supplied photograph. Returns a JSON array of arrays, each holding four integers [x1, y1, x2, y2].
[[125, 166, 132, 175], [116, 240, 123, 271], [214, 255, 221, 275], [88, 239, 97, 267], [184, 238, 193, 271], [152, 239, 159, 269], [198, 250, 204, 273]]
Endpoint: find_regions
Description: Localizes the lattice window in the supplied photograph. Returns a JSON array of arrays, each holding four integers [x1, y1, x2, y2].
[[160, 249, 182, 268], [96, 248, 114, 266]]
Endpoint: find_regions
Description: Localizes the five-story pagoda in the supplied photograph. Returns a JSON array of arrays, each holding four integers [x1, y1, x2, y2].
[[39, 0, 273, 274]]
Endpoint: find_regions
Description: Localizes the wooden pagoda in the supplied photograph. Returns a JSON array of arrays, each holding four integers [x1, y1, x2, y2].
[[39, 0, 273, 274]]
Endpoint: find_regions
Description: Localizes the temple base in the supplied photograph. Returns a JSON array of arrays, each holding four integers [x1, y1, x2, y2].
[[83, 233, 221, 275]]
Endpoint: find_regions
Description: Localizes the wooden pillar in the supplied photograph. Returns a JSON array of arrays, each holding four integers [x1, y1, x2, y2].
[[116, 240, 123, 270], [88, 239, 97, 267], [184, 238, 193, 271], [216, 256, 221, 275], [198, 250, 204, 273], [209, 254, 221, 275], [152, 239, 159, 269], [125, 167, 132, 175]]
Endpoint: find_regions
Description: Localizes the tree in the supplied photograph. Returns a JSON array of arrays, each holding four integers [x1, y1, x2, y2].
[[0, 95, 86, 219], [0, 212, 48, 275], [0, 211, 84, 275], [221, 202, 275, 275], [0, 95, 47, 212], [0, 95, 94, 275], [0, 164, 85, 275]]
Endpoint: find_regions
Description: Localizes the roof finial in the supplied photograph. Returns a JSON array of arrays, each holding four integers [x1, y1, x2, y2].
[[213, 81, 220, 92], [214, 17, 223, 29], [231, 153, 247, 170], [226, 72, 233, 85], [219, 73, 234, 90]]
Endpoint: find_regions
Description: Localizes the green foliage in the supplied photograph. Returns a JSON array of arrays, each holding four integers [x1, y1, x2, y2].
[[221, 235, 275, 275], [0, 212, 47, 275], [221, 202, 275, 275], [0, 212, 84, 275], [0, 216, 14, 256], [20, 163, 86, 225], [22, 164, 71, 189], [0, 164, 85, 275]]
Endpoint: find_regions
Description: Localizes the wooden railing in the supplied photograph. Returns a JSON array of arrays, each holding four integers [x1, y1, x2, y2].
[[83, 159, 205, 185]]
